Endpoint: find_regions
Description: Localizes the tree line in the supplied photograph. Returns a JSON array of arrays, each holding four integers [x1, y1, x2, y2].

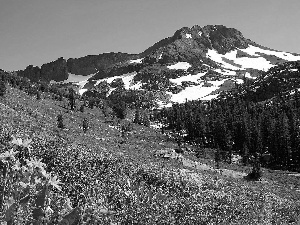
[[155, 92, 300, 172]]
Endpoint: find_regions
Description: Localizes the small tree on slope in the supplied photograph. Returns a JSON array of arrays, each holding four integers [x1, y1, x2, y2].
[[0, 80, 6, 97]]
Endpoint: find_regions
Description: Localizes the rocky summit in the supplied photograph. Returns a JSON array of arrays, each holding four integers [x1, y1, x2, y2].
[[15, 25, 300, 106]]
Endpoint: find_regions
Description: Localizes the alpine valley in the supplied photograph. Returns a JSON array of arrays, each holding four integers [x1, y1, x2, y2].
[[2, 25, 300, 224]]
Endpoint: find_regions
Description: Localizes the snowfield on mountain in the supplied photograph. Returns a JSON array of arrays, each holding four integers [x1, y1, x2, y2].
[[28, 25, 300, 107]]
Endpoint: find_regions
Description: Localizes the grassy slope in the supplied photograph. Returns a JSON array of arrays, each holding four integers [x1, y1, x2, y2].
[[1, 85, 300, 224]]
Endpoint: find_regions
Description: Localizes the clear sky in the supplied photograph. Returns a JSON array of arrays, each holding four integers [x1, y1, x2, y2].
[[1, 0, 300, 71]]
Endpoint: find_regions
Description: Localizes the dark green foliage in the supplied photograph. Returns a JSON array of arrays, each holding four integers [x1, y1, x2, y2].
[[158, 88, 300, 172], [0, 80, 6, 97], [121, 120, 133, 133], [111, 100, 127, 119], [134, 109, 150, 127], [245, 153, 262, 181], [80, 104, 85, 113], [68, 88, 76, 110], [88, 98, 96, 109], [38, 81, 49, 92], [36, 91, 41, 100], [82, 118, 88, 133], [58, 92, 63, 101], [57, 114, 64, 129], [16, 145, 31, 166]]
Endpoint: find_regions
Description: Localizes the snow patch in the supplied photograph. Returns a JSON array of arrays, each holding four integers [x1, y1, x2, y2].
[[206, 49, 240, 70], [242, 45, 300, 61], [167, 62, 191, 70], [79, 89, 88, 95], [169, 72, 206, 85], [50, 72, 96, 95], [214, 69, 236, 76], [95, 72, 137, 90], [129, 58, 143, 64], [65, 73, 96, 83], [245, 72, 255, 79], [207, 48, 274, 71], [185, 33, 192, 39], [200, 94, 219, 100], [169, 80, 223, 103]]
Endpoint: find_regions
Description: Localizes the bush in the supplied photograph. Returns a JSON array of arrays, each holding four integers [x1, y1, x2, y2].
[[57, 114, 64, 129]]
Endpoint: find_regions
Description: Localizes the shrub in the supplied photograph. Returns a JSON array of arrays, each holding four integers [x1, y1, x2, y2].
[[57, 114, 64, 129]]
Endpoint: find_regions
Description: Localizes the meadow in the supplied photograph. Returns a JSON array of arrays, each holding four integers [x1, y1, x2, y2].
[[1, 85, 300, 224]]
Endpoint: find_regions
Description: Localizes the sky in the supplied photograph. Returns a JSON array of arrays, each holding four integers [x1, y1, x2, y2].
[[1, 0, 300, 71]]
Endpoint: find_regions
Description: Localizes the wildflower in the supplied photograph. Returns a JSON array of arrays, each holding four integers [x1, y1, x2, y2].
[[19, 181, 30, 188], [25, 157, 47, 176], [64, 197, 73, 211], [11, 160, 21, 171], [11, 136, 32, 151], [26, 157, 45, 169], [45, 206, 54, 215], [48, 173, 63, 191], [0, 149, 17, 162], [11, 136, 23, 146]]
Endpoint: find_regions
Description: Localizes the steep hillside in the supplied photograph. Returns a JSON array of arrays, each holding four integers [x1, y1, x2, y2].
[[1, 76, 300, 224]]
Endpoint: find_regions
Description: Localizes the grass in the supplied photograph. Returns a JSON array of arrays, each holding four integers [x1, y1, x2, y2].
[[1, 85, 300, 224]]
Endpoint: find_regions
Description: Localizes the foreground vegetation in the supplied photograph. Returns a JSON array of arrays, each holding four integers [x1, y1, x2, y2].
[[0, 71, 300, 224]]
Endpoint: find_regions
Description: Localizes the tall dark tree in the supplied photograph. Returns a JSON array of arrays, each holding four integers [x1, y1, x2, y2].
[[0, 80, 6, 97], [68, 88, 76, 110]]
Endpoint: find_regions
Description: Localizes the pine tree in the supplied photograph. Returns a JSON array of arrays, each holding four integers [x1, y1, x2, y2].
[[36, 91, 41, 100], [59, 92, 63, 101], [134, 108, 141, 124], [57, 114, 64, 129], [0, 80, 6, 97], [68, 88, 76, 110], [80, 104, 85, 113], [83, 118, 88, 133]]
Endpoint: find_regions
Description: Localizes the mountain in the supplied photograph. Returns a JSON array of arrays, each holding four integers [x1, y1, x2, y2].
[[15, 25, 300, 106]]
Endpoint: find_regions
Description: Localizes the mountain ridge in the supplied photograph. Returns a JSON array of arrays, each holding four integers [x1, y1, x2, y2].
[[13, 24, 300, 105]]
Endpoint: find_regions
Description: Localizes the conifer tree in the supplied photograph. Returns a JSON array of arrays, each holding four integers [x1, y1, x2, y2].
[[83, 118, 88, 133], [36, 91, 41, 100], [0, 80, 6, 97], [80, 104, 85, 113], [68, 88, 76, 110], [57, 114, 64, 129]]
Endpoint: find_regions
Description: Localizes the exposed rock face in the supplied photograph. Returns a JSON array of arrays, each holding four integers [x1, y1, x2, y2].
[[141, 25, 252, 66], [17, 53, 138, 82], [18, 65, 41, 82], [67, 52, 137, 76], [40, 57, 68, 82], [17, 58, 68, 82]]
